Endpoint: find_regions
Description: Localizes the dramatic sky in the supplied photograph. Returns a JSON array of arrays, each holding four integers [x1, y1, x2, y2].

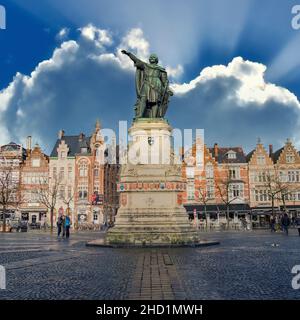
[[1, 0, 300, 154]]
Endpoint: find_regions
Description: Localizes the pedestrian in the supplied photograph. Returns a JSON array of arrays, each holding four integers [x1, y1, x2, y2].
[[281, 213, 291, 235], [270, 216, 276, 233], [57, 215, 63, 237], [61, 215, 66, 238], [65, 215, 71, 239], [296, 216, 300, 237], [241, 217, 247, 231]]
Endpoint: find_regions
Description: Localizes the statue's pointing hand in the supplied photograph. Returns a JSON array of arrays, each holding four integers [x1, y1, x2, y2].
[[121, 49, 128, 55]]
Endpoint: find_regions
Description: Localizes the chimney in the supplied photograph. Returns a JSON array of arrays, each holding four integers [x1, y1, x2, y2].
[[26, 136, 32, 152], [58, 130, 65, 139], [269, 144, 273, 157], [214, 143, 218, 158]]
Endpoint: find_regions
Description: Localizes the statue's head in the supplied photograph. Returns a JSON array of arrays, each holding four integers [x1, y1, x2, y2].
[[149, 53, 158, 64]]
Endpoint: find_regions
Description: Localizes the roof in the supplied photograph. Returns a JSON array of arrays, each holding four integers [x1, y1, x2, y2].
[[271, 147, 284, 162], [246, 149, 255, 162], [50, 135, 91, 157], [0, 142, 27, 159], [209, 147, 247, 164]]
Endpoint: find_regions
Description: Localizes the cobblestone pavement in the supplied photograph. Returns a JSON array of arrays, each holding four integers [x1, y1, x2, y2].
[[0, 229, 300, 300]]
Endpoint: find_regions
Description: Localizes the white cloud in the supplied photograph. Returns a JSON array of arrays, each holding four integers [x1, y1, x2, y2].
[[166, 64, 184, 80], [56, 27, 70, 41], [172, 57, 300, 109], [80, 24, 112, 48]]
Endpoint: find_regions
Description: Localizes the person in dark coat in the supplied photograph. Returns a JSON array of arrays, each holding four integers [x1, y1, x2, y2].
[[281, 213, 291, 235], [57, 215, 63, 237], [270, 216, 276, 233], [61, 215, 66, 238]]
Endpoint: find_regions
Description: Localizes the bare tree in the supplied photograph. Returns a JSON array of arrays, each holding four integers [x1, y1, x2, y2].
[[34, 175, 61, 232], [215, 170, 238, 228], [263, 169, 290, 216], [0, 158, 23, 231], [62, 188, 75, 228], [197, 186, 209, 228]]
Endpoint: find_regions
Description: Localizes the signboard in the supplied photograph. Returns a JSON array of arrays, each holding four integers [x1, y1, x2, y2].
[[91, 192, 103, 205]]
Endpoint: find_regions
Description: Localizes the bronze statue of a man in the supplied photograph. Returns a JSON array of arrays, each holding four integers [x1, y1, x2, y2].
[[121, 50, 173, 119]]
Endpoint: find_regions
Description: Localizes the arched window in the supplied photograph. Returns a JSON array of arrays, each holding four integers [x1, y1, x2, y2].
[[79, 161, 88, 177]]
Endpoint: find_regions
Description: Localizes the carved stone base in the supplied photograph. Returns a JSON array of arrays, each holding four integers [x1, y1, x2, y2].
[[105, 119, 201, 246]]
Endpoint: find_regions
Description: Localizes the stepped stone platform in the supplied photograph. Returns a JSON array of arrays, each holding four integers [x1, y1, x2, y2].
[[86, 238, 220, 248], [96, 118, 219, 247]]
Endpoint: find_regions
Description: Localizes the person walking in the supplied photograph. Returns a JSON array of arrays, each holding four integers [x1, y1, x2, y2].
[[61, 215, 66, 238], [65, 215, 71, 239], [57, 215, 63, 237], [281, 213, 291, 236], [296, 216, 300, 237], [270, 216, 276, 233]]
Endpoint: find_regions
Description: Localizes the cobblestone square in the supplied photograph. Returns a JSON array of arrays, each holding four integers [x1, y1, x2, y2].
[[0, 230, 300, 300]]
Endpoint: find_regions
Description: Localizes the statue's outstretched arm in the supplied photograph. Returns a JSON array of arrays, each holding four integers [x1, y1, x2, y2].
[[121, 50, 144, 68]]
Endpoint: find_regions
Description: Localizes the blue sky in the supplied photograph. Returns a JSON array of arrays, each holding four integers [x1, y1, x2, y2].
[[1, 0, 300, 154]]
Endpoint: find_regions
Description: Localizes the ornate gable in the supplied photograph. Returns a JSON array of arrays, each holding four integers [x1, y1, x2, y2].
[[276, 140, 300, 165], [248, 143, 273, 166]]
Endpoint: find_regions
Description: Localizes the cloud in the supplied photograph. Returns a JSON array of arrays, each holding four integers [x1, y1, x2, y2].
[[170, 57, 300, 151], [0, 24, 300, 154], [79, 24, 113, 48], [172, 57, 299, 107], [56, 27, 70, 41]]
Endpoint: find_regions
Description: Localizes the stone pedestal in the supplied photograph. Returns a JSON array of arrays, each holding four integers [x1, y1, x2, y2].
[[106, 118, 200, 246]]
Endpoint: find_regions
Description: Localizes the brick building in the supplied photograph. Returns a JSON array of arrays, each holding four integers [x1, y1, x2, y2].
[[20, 138, 49, 224]]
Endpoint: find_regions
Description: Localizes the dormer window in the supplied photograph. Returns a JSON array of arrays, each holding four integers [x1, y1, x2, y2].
[[60, 151, 66, 159], [81, 147, 88, 154], [227, 151, 236, 159]]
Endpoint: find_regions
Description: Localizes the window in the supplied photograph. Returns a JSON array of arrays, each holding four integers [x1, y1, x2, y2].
[[227, 151, 236, 159], [257, 171, 267, 182], [187, 182, 195, 200], [205, 164, 214, 179], [206, 183, 214, 199], [230, 184, 243, 199], [53, 167, 57, 178], [32, 159, 40, 167], [81, 147, 88, 154], [186, 167, 194, 178], [93, 214, 98, 221], [68, 166, 72, 178], [68, 186, 72, 199], [254, 189, 269, 202], [229, 167, 240, 180], [78, 185, 88, 200], [288, 171, 300, 182], [59, 186, 65, 200], [257, 155, 265, 165], [61, 151, 66, 159], [79, 162, 88, 177], [59, 167, 64, 179], [94, 167, 99, 177], [286, 153, 295, 163]]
